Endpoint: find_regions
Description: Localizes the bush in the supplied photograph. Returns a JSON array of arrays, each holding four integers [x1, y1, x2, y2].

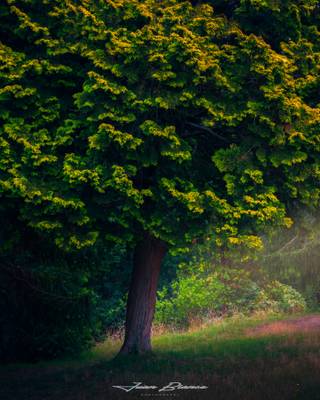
[[155, 263, 307, 327], [156, 274, 230, 326], [263, 281, 307, 313]]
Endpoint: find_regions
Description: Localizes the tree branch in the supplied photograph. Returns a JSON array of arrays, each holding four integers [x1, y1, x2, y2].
[[185, 122, 230, 143]]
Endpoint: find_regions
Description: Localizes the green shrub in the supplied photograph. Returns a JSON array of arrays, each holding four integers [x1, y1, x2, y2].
[[156, 274, 230, 326], [263, 281, 307, 313], [155, 264, 307, 327]]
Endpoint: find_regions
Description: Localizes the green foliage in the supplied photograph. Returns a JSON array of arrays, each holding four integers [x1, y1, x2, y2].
[[155, 262, 306, 327], [264, 281, 307, 313], [209, 1, 319, 49], [156, 273, 229, 325], [0, 255, 99, 362], [0, 0, 319, 255], [0, 241, 132, 362]]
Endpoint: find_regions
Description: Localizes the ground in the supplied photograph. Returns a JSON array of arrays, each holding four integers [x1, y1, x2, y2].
[[2, 313, 320, 400], [247, 314, 320, 336]]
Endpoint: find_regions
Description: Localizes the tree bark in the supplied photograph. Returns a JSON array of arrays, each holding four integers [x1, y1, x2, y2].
[[119, 233, 167, 355]]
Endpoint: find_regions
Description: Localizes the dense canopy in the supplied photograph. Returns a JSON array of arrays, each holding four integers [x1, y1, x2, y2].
[[1, 0, 319, 253]]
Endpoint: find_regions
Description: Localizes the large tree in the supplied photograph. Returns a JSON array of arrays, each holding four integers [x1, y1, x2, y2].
[[0, 0, 319, 354]]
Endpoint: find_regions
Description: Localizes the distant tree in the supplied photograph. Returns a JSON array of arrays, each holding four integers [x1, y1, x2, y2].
[[0, 0, 319, 354]]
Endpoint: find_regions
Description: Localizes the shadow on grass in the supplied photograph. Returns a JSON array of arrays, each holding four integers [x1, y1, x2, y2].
[[2, 314, 320, 400]]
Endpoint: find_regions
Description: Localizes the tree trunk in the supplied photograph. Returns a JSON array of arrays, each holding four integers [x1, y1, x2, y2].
[[119, 233, 167, 355]]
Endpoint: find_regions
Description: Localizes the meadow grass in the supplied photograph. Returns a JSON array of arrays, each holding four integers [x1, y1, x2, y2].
[[1, 312, 320, 400]]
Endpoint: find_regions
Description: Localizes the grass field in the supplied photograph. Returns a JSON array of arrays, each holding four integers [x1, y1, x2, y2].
[[2, 313, 320, 400]]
